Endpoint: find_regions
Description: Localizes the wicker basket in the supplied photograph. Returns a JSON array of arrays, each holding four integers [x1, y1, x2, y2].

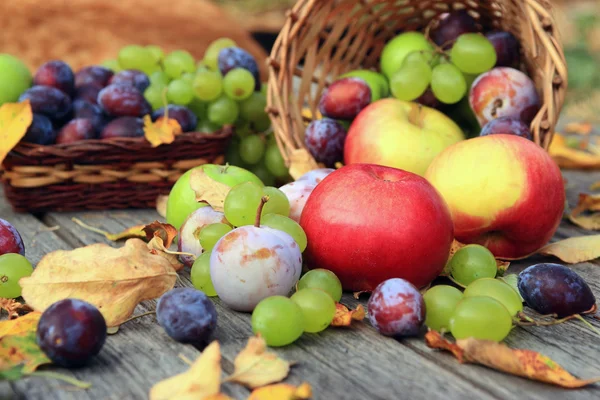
[[1, 128, 232, 213], [266, 0, 568, 178]]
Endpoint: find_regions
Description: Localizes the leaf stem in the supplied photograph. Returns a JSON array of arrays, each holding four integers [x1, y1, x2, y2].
[[574, 314, 600, 339], [71, 218, 111, 238], [254, 196, 269, 228], [121, 310, 156, 325], [29, 371, 92, 389]]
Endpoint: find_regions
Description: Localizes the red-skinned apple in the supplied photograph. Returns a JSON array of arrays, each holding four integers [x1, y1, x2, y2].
[[300, 163, 454, 291], [425, 134, 565, 259]]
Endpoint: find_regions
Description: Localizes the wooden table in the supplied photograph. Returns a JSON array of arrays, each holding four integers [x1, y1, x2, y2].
[[1, 168, 599, 400]]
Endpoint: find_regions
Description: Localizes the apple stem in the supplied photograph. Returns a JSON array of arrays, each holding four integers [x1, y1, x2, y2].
[[255, 196, 269, 227], [408, 104, 424, 128]]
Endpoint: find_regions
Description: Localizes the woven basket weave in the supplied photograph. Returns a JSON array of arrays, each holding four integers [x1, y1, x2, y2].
[[266, 0, 568, 178], [1, 129, 232, 212]]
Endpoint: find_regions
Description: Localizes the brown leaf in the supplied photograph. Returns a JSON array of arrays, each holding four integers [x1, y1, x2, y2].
[[149, 341, 222, 400], [19, 239, 178, 327], [564, 122, 593, 135], [0, 299, 30, 320], [156, 195, 168, 218], [224, 336, 291, 388], [537, 235, 600, 263], [288, 148, 320, 180], [189, 168, 231, 212], [143, 221, 178, 248], [0, 100, 33, 164], [248, 382, 312, 400], [72, 218, 146, 242], [569, 214, 600, 230], [571, 193, 600, 216], [549, 133, 600, 169], [144, 115, 182, 148], [425, 331, 600, 388], [331, 303, 366, 327]]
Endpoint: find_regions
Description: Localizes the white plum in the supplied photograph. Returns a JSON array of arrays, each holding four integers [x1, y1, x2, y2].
[[210, 226, 302, 312], [297, 168, 335, 185], [178, 207, 229, 267], [279, 181, 316, 223]]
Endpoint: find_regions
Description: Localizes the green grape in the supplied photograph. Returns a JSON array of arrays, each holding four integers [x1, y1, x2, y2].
[[250, 162, 276, 186], [0, 54, 31, 106], [390, 52, 432, 101], [193, 70, 223, 101], [100, 59, 121, 72], [262, 186, 290, 217], [146, 45, 165, 63], [264, 144, 288, 178], [449, 244, 497, 286], [208, 95, 239, 126], [181, 72, 196, 85], [291, 288, 336, 333], [204, 38, 237, 70], [0, 254, 34, 298], [450, 33, 497, 75], [261, 214, 306, 252], [239, 92, 267, 123], [167, 79, 194, 105], [449, 296, 513, 342], [163, 50, 196, 79], [223, 68, 255, 101], [118, 45, 159, 75], [239, 135, 265, 165], [423, 285, 463, 332], [235, 120, 252, 139], [144, 84, 166, 110], [252, 296, 304, 347], [187, 98, 207, 120], [253, 114, 272, 132], [225, 140, 248, 167], [196, 120, 222, 134], [464, 278, 523, 317], [431, 63, 467, 104], [297, 269, 342, 302], [224, 181, 263, 226], [150, 71, 170, 87], [199, 223, 232, 252], [190, 251, 217, 297]]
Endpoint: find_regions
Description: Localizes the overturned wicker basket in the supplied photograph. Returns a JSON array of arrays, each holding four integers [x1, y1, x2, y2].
[[266, 0, 568, 178]]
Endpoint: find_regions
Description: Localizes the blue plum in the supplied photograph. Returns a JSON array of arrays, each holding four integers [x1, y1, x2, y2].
[[304, 118, 347, 167], [75, 66, 114, 88], [73, 99, 105, 132], [22, 113, 56, 145], [19, 85, 72, 121], [480, 116, 532, 140], [109, 69, 151, 93], [56, 119, 97, 144], [152, 105, 198, 132], [218, 47, 260, 90], [33, 60, 75, 96], [100, 116, 144, 139], [98, 84, 151, 117], [75, 84, 103, 105]]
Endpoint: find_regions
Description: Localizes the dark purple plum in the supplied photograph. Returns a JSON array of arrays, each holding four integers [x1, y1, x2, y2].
[[430, 10, 479, 47], [56, 119, 96, 144], [217, 47, 260, 90], [100, 116, 144, 139], [33, 60, 75, 96], [36, 299, 107, 368], [480, 116, 532, 140], [75, 83, 103, 104], [518, 263, 596, 317], [486, 31, 520, 68], [305, 118, 347, 167], [151, 105, 198, 132], [75, 66, 114, 88], [73, 99, 105, 131], [19, 85, 72, 121], [156, 288, 217, 347], [22, 113, 57, 145], [97, 84, 151, 117], [0, 219, 25, 256], [319, 78, 371, 120], [109, 69, 151, 93]]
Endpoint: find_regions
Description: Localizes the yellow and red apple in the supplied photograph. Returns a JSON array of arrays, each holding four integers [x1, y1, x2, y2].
[[425, 134, 565, 259], [344, 99, 465, 176]]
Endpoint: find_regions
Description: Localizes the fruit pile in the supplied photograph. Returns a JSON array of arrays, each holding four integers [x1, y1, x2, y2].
[[303, 10, 540, 173]]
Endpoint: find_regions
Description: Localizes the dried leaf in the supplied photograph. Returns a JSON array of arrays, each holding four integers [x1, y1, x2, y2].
[[549, 133, 600, 169], [571, 193, 600, 215], [72, 218, 146, 242], [288, 149, 320, 180], [0, 100, 33, 164], [0, 313, 50, 375], [144, 115, 182, 148], [0, 299, 30, 320], [590, 181, 600, 191], [248, 382, 312, 400], [564, 122, 593, 135], [331, 303, 366, 327], [143, 221, 178, 248], [156, 195, 168, 218], [149, 341, 221, 400], [203, 395, 234, 400], [225, 336, 291, 388], [537, 235, 600, 263], [189, 168, 231, 212], [0, 312, 41, 337], [425, 331, 600, 388], [569, 214, 600, 230], [20, 239, 178, 327]]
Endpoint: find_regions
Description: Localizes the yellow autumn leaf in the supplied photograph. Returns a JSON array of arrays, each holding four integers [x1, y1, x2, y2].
[[537, 235, 600, 263], [224, 336, 291, 388], [149, 341, 221, 400], [0, 100, 33, 164], [288, 148, 320, 180], [0, 312, 50, 375], [590, 181, 600, 191], [189, 167, 231, 212], [19, 239, 178, 327], [549, 133, 600, 169], [248, 382, 312, 400], [144, 115, 182, 148], [331, 303, 366, 327], [564, 122, 593, 135], [426, 331, 600, 388], [0, 312, 41, 337], [571, 193, 600, 215]]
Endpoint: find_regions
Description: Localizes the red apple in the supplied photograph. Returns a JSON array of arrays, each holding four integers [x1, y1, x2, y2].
[[425, 134, 565, 259], [299, 164, 454, 291]]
